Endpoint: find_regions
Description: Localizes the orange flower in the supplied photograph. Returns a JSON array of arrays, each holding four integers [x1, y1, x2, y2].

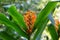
[[24, 10, 36, 34], [55, 19, 59, 31]]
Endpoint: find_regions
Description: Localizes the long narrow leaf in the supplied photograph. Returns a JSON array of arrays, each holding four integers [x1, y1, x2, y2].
[[0, 13, 28, 38], [33, 2, 58, 31], [32, 18, 49, 40], [48, 24, 58, 40], [8, 6, 27, 31], [32, 2, 58, 40]]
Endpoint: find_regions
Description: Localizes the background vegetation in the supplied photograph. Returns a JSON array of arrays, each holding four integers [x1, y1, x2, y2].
[[0, 0, 60, 40]]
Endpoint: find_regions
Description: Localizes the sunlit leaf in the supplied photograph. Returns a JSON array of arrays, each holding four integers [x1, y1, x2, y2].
[[8, 6, 27, 31], [32, 2, 58, 40], [0, 13, 28, 38], [33, 2, 58, 31]]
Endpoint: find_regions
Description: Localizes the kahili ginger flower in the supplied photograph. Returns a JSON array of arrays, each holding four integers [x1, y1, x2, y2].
[[24, 10, 36, 34], [54, 19, 60, 38], [55, 19, 59, 31]]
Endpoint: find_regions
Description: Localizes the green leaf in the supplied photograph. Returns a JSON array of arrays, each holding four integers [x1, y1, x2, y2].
[[8, 6, 27, 31], [33, 2, 58, 31], [32, 2, 58, 40], [0, 32, 16, 40], [32, 18, 49, 40], [0, 13, 28, 38], [48, 24, 58, 40]]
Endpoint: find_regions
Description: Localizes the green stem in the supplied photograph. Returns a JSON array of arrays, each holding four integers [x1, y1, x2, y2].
[[28, 36, 30, 40], [28, 34, 31, 40]]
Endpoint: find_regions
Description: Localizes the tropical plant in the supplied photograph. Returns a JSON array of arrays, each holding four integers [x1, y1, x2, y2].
[[0, 1, 59, 40]]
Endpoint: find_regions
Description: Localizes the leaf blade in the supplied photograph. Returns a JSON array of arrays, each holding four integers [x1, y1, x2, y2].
[[32, 18, 49, 40], [33, 2, 58, 31], [48, 24, 58, 40], [32, 2, 58, 40], [0, 13, 28, 38], [8, 6, 27, 31]]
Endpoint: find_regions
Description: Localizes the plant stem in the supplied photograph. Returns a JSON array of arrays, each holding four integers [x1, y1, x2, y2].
[[28, 34, 30, 40], [28, 36, 30, 40]]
